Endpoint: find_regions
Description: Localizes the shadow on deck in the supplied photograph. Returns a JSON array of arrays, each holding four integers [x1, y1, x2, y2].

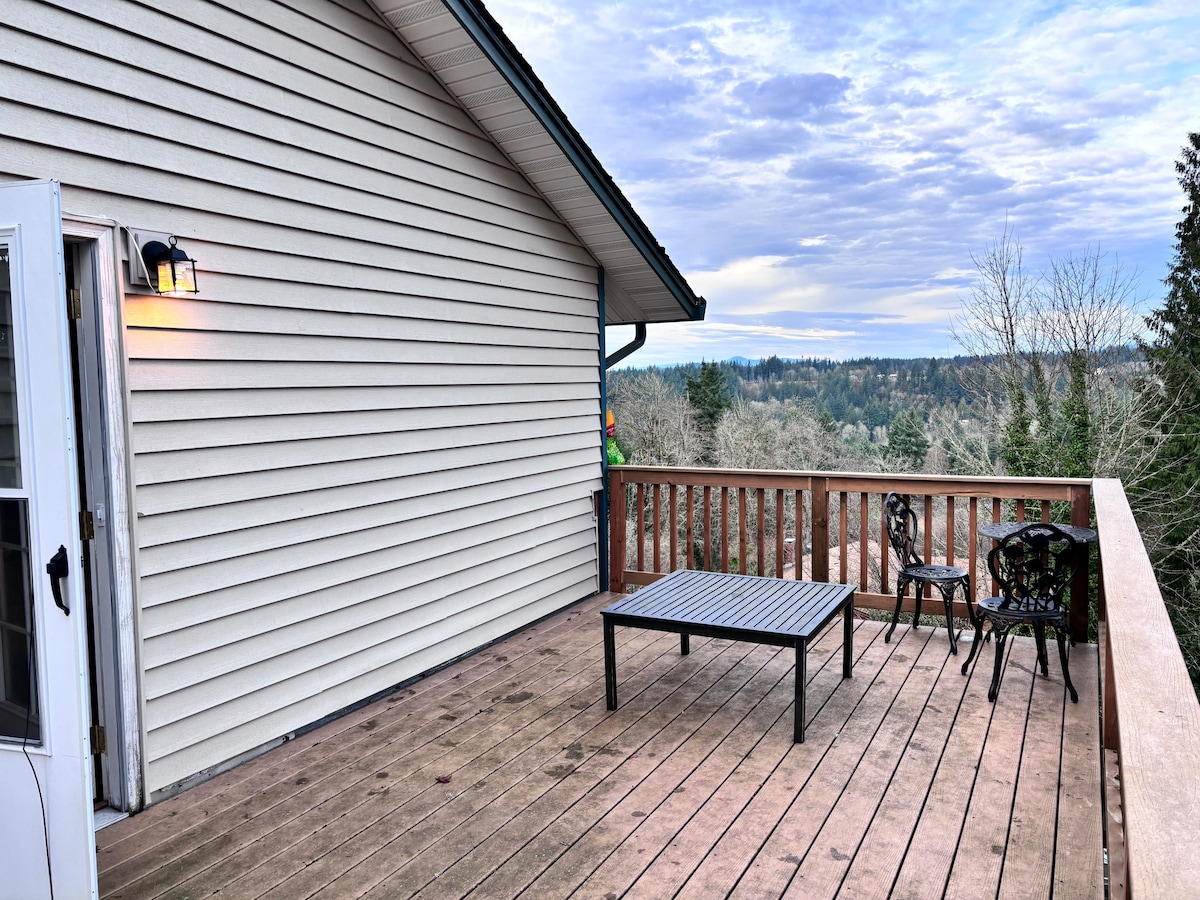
[[96, 590, 1103, 898]]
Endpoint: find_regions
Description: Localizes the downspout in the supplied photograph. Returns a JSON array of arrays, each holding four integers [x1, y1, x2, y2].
[[598, 289, 648, 592], [597, 267, 610, 592]]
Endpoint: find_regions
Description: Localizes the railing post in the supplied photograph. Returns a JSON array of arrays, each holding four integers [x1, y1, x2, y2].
[[1070, 483, 1092, 641], [811, 476, 830, 582], [609, 468, 627, 593]]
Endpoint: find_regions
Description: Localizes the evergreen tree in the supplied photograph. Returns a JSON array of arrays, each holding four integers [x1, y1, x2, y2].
[[887, 408, 930, 470], [686, 360, 732, 463], [1143, 132, 1200, 512], [1139, 132, 1200, 688]]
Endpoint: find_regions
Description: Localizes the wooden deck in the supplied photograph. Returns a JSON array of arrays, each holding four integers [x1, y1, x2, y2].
[[96, 590, 1105, 899]]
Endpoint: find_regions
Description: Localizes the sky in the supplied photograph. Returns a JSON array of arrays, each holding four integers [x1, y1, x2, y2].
[[483, 0, 1200, 366]]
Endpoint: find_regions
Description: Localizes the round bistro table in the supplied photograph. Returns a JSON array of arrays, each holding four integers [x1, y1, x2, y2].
[[977, 521, 1098, 543]]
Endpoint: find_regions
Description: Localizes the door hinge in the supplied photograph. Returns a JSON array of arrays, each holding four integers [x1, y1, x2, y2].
[[67, 288, 82, 320], [90, 725, 106, 755], [79, 509, 95, 541]]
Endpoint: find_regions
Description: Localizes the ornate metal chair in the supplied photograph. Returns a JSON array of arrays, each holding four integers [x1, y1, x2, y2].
[[883, 492, 973, 653], [961, 523, 1082, 703]]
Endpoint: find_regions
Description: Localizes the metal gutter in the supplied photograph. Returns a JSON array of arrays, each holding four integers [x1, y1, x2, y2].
[[440, 0, 706, 323]]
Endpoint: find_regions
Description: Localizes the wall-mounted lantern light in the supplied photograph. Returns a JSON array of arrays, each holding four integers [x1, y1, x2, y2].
[[140, 235, 198, 296]]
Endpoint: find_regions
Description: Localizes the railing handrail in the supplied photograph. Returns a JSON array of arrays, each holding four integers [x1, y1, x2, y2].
[[1093, 478, 1200, 898], [612, 464, 1092, 491]]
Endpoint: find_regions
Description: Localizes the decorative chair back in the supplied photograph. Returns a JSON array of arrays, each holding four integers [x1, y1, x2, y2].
[[884, 492, 923, 568], [987, 523, 1081, 613]]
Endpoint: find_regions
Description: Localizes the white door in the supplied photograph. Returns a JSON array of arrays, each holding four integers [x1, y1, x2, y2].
[[0, 181, 97, 897]]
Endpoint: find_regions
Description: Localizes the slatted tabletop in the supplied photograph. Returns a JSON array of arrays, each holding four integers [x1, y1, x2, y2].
[[603, 570, 856, 741]]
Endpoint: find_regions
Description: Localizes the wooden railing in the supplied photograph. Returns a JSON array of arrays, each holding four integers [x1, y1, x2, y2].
[[1093, 478, 1200, 899], [607, 467, 1094, 639]]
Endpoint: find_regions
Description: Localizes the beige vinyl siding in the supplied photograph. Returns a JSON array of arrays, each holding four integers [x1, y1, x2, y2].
[[2, 0, 606, 794]]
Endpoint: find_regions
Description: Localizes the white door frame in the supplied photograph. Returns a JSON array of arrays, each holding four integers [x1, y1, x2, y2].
[[63, 216, 144, 813]]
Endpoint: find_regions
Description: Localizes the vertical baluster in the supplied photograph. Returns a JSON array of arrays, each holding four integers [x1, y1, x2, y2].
[[859, 491, 869, 592], [721, 486, 730, 572], [946, 495, 956, 567], [738, 487, 748, 575], [685, 485, 695, 570], [923, 496, 934, 596], [1069, 483, 1091, 641], [669, 484, 678, 572], [1041, 499, 1051, 523], [636, 482, 646, 573], [969, 496, 978, 606], [795, 489, 806, 580], [839, 491, 848, 584], [811, 477, 829, 582], [775, 489, 785, 578], [1016, 498, 1026, 522], [880, 492, 889, 594], [756, 487, 766, 576], [652, 483, 662, 573], [991, 496, 1002, 596], [703, 486, 712, 571], [609, 469, 627, 592]]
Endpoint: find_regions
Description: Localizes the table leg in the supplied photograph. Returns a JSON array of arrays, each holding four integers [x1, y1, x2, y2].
[[603, 616, 617, 710], [795, 638, 807, 743], [680, 633, 690, 655], [843, 595, 854, 679]]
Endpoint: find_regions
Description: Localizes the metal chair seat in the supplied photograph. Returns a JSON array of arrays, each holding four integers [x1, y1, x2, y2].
[[974, 595, 1067, 623]]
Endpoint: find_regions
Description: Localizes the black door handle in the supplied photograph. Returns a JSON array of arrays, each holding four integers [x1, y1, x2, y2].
[[46, 545, 69, 615]]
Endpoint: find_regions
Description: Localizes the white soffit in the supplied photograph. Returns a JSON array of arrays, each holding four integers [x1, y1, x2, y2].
[[372, 0, 705, 325]]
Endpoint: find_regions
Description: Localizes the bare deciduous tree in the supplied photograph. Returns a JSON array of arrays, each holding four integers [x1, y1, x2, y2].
[[609, 370, 702, 466]]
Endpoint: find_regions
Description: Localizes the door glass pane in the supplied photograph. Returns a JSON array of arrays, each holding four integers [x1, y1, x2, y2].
[[0, 498, 37, 742], [0, 244, 20, 489]]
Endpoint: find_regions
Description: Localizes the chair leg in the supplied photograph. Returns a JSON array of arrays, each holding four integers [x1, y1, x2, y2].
[[1033, 622, 1049, 676], [913, 580, 923, 629], [886, 578, 907, 643], [1055, 626, 1079, 703], [961, 614, 984, 676], [961, 576, 976, 629], [937, 581, 958, 654], [988, 624, 1010, 702]]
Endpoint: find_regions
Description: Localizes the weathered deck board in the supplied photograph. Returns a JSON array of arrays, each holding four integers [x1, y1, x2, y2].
[[97, 590, 1106, 899], [1053, 643, 1104, 899]]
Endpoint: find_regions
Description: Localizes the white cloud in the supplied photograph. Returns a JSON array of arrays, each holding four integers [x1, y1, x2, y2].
[[488, 0, 1200, 362]]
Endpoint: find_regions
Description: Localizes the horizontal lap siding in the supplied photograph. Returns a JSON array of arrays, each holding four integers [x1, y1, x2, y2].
[[3, 0, 604, 793]]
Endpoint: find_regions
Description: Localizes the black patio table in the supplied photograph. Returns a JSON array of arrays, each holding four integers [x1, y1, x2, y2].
[[602, 569, 856, 743], [977, 521, 1098, 543]]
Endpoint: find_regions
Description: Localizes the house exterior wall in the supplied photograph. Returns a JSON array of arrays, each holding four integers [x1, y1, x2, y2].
[[2, 0, 603, 795]]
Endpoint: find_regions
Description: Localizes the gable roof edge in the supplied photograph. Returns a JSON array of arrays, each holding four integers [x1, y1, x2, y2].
[[427, 0, 706, 323]]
